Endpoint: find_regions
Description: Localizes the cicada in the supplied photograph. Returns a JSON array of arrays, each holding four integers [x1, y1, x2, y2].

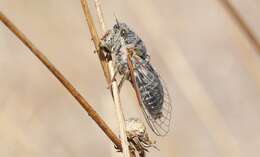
[[100, 19, 172, 136]]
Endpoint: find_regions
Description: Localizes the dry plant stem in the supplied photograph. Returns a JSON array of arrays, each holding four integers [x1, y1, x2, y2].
[[94, 2, 132, 157], [0, 11, 122, 150], [108, 62, 131, 157], [82, 0, 131, 157], [94, 0, 106, 33], [218, 0, 260, 54], [80, 0, 110, 83]]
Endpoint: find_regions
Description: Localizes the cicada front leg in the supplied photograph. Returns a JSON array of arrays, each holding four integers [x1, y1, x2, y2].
[[101, 29, 112, 40], [118, 71, 130, 92], [99, 30, 113, 58], [107, 70, 130, 93], [107, 64, 130, 92], [106, 68, 118, 89]]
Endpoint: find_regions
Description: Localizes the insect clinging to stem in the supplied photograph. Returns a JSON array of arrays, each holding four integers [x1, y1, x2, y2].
[[100, 17, 172, 136]]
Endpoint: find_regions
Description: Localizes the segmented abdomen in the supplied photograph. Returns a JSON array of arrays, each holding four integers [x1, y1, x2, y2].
[[134, 63, 164, 119]]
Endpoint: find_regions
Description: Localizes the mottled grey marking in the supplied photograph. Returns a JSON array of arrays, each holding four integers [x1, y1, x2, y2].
[[100, 21, 172, 136]]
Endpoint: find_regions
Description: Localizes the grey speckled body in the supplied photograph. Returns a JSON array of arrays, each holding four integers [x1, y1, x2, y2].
[[101, 21, 172, 136], [101, 22, 163, 118]]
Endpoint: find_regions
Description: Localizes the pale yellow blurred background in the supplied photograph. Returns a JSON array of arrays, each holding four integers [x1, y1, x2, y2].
[[1, 0, 260, 157]]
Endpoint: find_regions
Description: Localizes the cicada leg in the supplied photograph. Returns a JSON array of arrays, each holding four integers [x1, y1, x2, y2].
[[99, 31, 112, 56], [107, 68, 130, 93], [106, 68, 119, 89], [118, 72, 130, 92], [100, 30, 110, 40]]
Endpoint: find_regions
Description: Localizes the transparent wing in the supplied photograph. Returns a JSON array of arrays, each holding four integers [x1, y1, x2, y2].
[[128, 54, 173, 136]]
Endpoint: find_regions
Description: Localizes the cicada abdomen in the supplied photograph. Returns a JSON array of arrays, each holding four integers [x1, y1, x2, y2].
[[131, 55, 172, 136], [135, 63, 163, 118]]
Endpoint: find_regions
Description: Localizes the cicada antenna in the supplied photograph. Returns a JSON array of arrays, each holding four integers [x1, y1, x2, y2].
[[113, 13, 120, 26]]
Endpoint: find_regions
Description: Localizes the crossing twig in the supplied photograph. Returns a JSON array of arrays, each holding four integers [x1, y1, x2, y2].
[[0, 10, 122, 151]]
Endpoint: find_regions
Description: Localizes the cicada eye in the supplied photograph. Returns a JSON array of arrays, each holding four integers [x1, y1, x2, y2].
[[113, 24, 119, 29], [120, 29, 127, 38]]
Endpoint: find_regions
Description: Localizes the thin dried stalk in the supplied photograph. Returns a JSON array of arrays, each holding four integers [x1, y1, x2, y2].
[[218, 0, 260, 54], [94, 0, 106, 33], [0, 10, 122, 150], [81, 0, 131, 157], [80, 0, 110, 83]]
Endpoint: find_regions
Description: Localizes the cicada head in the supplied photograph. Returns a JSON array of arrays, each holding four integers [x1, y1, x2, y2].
[[103, 20, 132, 51], [112, 22, 131, 40]]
